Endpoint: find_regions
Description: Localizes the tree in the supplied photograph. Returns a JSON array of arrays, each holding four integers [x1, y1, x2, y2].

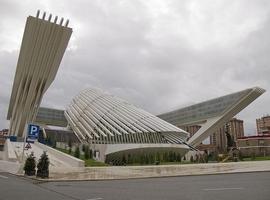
[[149, 154, 155, 164], [122, 154, 127, 165], [84, 145, 90, 160], [52, 140, 57, 148], [139, 154, 144, 165], [156, 152, 161, 162], [89, 149, 93, 159], [68, 146, 72, 154], [68, 138, 72, 154], [251, 151, 256, 160], [24, 152, 36, 176], [74, 146, 80, 158], [127, 154, 132, 164], [195, 154, 199, 163], [203, 153, 209, 163], [82, 144, 86, 152], [238, 150, 243, 161], [176, 153, 182, 162], [169, 151, 173, 162], [163, 152, 168, 162], [173, 152, 176, 162], [190, 155, 194, 163], [36, 151, 49, 178]]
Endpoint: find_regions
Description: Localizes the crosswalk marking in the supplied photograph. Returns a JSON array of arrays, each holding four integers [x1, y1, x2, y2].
[[203, 187, 244, 191]]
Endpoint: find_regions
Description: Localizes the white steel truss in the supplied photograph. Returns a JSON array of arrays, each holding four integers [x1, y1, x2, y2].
[[65, 88, 189, 144]]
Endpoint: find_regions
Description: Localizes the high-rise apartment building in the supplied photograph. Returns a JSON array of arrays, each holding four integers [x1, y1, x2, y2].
[[256, 116, 270, 135], [210, 118, 244, 152], [180, 118, 244, 153]]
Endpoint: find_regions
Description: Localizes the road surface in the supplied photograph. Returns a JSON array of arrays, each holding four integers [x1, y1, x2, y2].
[[0, 171, 269, 200]]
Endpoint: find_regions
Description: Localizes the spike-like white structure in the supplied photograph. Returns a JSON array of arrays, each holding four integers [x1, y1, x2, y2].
[[7, 12, 72, 137]]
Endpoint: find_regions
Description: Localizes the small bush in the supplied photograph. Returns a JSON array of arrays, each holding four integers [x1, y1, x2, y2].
[[176, 153, 182, 162], [84, 145, 90, 160], [251, 152, 256, 160], [89, 149, 93, 159], [68, 146, 72, 154], [74, 146, 80, 158], [36, 151, 49, 178], [24, 152, 36, 176], [190, 155, 194, 163]]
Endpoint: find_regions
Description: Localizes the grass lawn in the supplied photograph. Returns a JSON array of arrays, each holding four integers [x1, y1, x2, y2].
[[55, 147, 107, 167], [242, 156, 270, 161], [55, 147, 70, 154], [84, 159, 108, 167]]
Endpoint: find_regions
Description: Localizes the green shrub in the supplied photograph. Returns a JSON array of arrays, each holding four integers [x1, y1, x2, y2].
[[156, 152, 161, 162], [190, 155, 194, 163], [89, 149, 93, 159], [68, 138, 72, 149], [251, 151, 256, 160], [74, 146, 80, 158], [36, 151, 49, 178], [84, 145, 90, 160], [176, 153, 182, 162], [24, 152, 36, 176], [82, 144, 86, 152]]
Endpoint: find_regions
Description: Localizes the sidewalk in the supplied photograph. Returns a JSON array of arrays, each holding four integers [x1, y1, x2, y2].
[[46, 160, 270, 181], [0, 160, 20, 174]]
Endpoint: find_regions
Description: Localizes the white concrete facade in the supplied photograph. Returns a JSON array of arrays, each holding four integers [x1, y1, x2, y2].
[[7, 11, 72, 137]]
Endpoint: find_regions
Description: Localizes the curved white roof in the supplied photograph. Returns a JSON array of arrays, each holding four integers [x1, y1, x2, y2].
[[65, 88, 189, 144]]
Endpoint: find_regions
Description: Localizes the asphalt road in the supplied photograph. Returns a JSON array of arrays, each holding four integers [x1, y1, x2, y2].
[[0, 171, 269, 200]]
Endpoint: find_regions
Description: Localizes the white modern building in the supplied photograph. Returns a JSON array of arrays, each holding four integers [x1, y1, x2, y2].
[[7, 11, 72, 137], [65, 88, 191, 162], [158, 87, 266, 147], [5, 12, 266, 164]]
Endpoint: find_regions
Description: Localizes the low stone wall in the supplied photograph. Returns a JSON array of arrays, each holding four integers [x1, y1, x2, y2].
[[48, 160, 270, 181], [35, 142, 84, 167]]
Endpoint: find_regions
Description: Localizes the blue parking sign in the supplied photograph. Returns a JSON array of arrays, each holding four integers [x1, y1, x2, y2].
[[28, 124, 40, 139]]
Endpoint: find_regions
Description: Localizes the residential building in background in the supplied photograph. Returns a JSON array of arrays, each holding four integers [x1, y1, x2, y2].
[[210, 118, 244, 153], [237, 134, 270, 156], [180, 118, 244, 153], [256, 115, 270, 135]]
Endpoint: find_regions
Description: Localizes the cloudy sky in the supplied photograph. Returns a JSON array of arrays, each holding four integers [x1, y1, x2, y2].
[[0, 0, 269, 135]]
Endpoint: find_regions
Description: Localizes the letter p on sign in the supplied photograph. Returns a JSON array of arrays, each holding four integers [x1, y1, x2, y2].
[[28, 124, 40, 138]]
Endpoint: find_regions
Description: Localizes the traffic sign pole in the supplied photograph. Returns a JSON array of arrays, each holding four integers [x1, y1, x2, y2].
[[21, 124, 40, 162], [21, 124, 28, 163]]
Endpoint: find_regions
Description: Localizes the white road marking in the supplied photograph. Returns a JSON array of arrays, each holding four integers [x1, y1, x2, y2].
[[86, 198, 103, 200], [203, 187, 244, 191], [0, 175, 8, 179]]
